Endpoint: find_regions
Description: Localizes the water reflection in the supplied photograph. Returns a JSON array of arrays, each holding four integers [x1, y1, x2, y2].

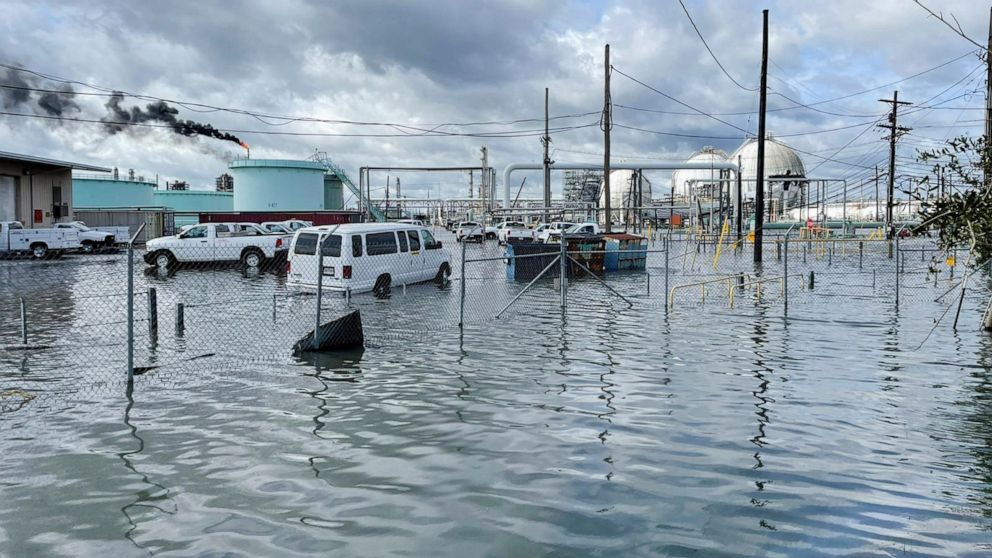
[[749, 304, 776, 531], [118, 395, 175, 550]]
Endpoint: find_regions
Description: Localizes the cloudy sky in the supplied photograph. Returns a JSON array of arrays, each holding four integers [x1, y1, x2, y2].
[[0, 0, 987, 203]]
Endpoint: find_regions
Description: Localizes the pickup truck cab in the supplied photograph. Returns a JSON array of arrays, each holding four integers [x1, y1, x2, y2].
[[455, 221, 485, 242], [54, 221, 125, 253], [1, 221, 81, 259], [144, 222, 288, 269], [563, 223, 602, 235], [287, 223, 451, 296], [538, 222, 577, 243]]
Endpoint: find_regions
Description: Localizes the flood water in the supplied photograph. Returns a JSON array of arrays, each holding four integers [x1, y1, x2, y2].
[[1, 231, 991, 557]]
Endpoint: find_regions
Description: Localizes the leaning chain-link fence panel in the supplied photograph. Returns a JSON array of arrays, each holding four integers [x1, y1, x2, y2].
[[5, 223, 991, 421]]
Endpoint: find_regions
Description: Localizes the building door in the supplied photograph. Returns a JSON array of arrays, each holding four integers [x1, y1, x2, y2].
[[0, 175, 16, 222]]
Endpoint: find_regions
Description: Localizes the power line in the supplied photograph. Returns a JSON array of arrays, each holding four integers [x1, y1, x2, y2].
[[676, 0, 757, 91], [0, 62, 602, 131], [0, 110, 601, 138], [610, 66, 751, 135]]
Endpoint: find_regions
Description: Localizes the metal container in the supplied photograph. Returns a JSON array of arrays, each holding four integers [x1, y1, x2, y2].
[[563, 235, 606, 275], [603, 233, 647, 271], [505, 241, 558, 282], [229, 158, 328, 211]]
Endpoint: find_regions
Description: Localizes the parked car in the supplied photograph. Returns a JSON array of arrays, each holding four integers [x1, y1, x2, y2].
[[496, 221, 533, 245], [538, 222, 577, 243], [261, 220, 312, 234], [395, 219, 425, 226], [1, 221, 81, 259], [143, 222, 288, 269], [259, 222, 294, 235], [455, 221, 485, 242], [287, 223, 451, 296], [54, 221, 126, 253]]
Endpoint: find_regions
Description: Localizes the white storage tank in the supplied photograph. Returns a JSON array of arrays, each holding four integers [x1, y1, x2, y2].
[[229, 158, 329, 211]]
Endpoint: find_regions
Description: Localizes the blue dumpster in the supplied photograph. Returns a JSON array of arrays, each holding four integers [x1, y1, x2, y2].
[[603, 233, 647, 271]]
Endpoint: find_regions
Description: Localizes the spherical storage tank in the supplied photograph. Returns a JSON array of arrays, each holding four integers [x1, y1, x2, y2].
[[599, 169, 653, 209], [72, 176, 156, 208], [729, 135, 806, 205], [670, 147, 730, 200], [229, 159, 329, 211]]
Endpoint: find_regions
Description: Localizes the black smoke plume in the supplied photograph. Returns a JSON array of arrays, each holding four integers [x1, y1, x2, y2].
[[0, 67, 81, 115], [38, 85, 80, 116], [103, 92, 246, 146]]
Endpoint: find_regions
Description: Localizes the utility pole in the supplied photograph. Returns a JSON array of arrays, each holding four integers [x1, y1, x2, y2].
[[603, 43, 612, 233], [385, 175, 390, 220], [874, 165, 880, 221], [986, 6, 992, 188], [469, 170, 474, 199], [543, 87, 553, 223], [736, 154, 743, 242], [396, 177, 401, 217], [754, 9, 769, 263], [878, 91, 912, 239]]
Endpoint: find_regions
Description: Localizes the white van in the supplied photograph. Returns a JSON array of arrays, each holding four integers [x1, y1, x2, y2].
[[287, 223, 452, 296]]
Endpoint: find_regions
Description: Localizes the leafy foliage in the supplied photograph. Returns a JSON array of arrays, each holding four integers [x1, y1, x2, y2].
[[915, 134, 992, 263]]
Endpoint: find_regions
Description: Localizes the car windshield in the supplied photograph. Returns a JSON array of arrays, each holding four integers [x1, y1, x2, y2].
[[73, 223, 92, 231], [565, 224, 589, 233]]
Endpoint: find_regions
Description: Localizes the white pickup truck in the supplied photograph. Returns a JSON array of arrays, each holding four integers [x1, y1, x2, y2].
[[1, 221, 81, 259], [544, 222, 602, 243], [537, 222, 577, 243], [496, 221, 535, 245], [54, 221, 128, 253], [143, 222, 289, 269]]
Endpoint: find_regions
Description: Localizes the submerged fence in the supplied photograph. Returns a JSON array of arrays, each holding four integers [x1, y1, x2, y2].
[[1, 225, 986, 413]]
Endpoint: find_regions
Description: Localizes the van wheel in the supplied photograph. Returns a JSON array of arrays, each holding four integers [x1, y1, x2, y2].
[[434, 262, 451, 284], [30, 243, 48, 259], [81, 241, 95, 254], [373, 274, 392, 297], [241, 248, 264, 268], [154, 250, 176, 270]]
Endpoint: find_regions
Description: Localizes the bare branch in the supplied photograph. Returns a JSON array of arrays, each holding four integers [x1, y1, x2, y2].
[[911, 0, 987, 51]]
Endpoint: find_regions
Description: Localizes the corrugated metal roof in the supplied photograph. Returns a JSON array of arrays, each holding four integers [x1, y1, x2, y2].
[[0, 150, 111, 172]]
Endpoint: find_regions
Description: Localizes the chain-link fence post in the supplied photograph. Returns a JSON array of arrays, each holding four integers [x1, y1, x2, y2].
[[315, 235, 325, 342], [559, 235, 567, 312], [19, 297, 27, 345], [894, 233, 900, 309], [458, 238, 466, 328], [664, 232, 670, 313], [126, 235, 135, 391], [784, 233, 789, 316]]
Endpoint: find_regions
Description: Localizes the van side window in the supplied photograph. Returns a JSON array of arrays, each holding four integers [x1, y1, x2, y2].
[[407, 231, 420, 251], [366, 232, 398, 255], [397, 231, 409, 252], [294, 233, 318, 255], [320, 234, 342, 257], [352, 235, 363, 257], [421, 230, 437, 249]]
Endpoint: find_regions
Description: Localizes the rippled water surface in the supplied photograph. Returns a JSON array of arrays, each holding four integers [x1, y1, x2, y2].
[[1, 234, 991, 557]]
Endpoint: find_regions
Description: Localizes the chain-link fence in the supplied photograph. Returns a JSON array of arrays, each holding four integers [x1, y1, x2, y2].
[[2, 223, 988, 416]]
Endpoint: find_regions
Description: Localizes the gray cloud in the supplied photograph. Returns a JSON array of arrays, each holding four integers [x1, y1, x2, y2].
[[0, 0, 986, 199]]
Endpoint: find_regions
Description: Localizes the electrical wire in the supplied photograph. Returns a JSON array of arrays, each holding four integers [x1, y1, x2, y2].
[[676, 0, 758, 92], [0, 110, 602, 139], [610, 66, 750, 135]]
